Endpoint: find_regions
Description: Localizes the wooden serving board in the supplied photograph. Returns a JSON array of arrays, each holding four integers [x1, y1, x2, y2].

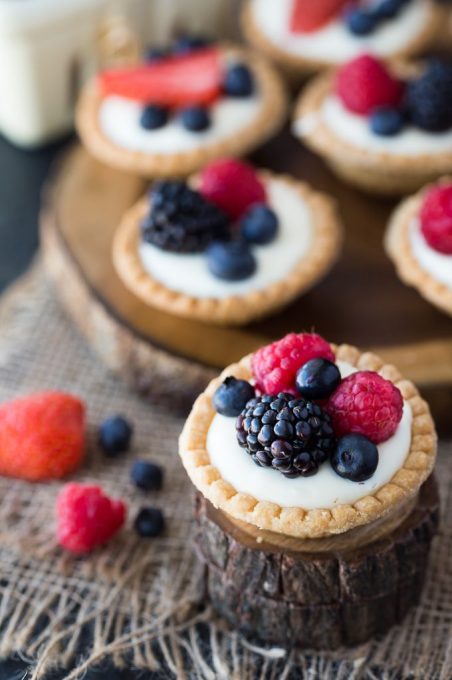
[[40, 135, 452, 420]]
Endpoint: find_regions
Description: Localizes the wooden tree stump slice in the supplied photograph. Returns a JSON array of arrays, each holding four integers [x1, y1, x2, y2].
[[194, 476, 439, 648]]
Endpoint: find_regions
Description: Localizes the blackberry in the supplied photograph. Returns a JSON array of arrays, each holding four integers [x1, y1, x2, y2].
[[406, 60, 452, 132], [142, 181, 229, 253], [236, 393, 335, 478]]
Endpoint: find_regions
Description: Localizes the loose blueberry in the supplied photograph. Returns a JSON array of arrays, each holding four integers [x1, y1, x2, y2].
[[99, 416, 133, 456], [345, 10, 377, 35], [134, 507, 165, 537], [240, 205, 279, 245], [131, 460, 164, 491], [370, 106, 405, 136], [180, 105, 211, 131], [295, 358, 341, 400], [223, 63, 254, 97], [172, 35, 211, 55], [140, 104, 169, 130], [213, 376, 255, 417], [206, 240, 256, 281], [331, 434, 379, 482], [144, 47, 167, 63]]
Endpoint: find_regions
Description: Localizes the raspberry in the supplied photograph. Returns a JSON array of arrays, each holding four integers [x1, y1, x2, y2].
[[420, 184, 452, 255], [56, 483, 126, 554], [0, 392, 85, 481], [327, 371, 403, 444], [199, 159, 267, 219], [251, 333, 335, 395], [290, 0, 349, 33], [336, 55, 404, 115]]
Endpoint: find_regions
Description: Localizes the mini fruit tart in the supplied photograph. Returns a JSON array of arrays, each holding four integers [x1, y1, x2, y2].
[[242, 0, 440, 78], [76, 39, 287, 178], [385, 177, 452, 316], [113, 159, 342, 325], [180, 332, 438, 646], [293, 55, 452, 195]]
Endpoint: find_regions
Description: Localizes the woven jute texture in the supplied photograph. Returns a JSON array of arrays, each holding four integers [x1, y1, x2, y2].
[[0, 261, 450, 680]]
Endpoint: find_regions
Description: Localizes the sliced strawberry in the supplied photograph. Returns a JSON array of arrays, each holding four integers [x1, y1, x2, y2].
[[98, 48, 222, 106], [289, 0, 349, 33]]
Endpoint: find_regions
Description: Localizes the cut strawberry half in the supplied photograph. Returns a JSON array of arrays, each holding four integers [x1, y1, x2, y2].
[[98, 48, 222, 106], [289, 0, 349, 33]]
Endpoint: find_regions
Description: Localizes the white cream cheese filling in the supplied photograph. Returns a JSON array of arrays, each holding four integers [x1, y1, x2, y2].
[[206, 360, 412, 509], [138, 177, 314, 298], [251, 0, 430, 62], [409, 217, 452, 288]]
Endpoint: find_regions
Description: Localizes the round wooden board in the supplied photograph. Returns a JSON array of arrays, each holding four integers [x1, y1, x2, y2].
[[40, 135, 452, 421]]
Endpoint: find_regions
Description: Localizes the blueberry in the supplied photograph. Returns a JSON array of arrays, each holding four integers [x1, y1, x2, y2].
[[370, 106, 405, 136], [172, 35, 211, 55], [206, 240, 256, 281], [240, 205, 279, 245], [140, 104, 169, 130], [295, 359, 341, 400], [134, 507, 165, 537], [213, 376, 255, 417], [372, 0, 403, 20], [131, 460, 163, 491], [223, 63, 254, 97], [144, 47, 167, 63], [180, 105, 211, 131], [331, 434, 379, 482], [345, 10, 377, 35], [99, 416, 133, 456]]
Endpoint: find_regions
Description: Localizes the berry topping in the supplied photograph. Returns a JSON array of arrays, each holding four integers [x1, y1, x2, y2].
[[370, 106, 405, 136], [172, 35, 212, 55], [336, 55, 404, 116], [144, 47, 167, 63], [345, 9, 377, 36], [180, 104, 211, 131], [240, 205, 279, 245], [206, 240, 257, 281], [131, 460, 164, 491], [327, 371, 403, 444], [223, 63, 254, 97], [99, 48, 221, 107], [56, 483, 126, 554], [99, 415, 133, 456], [236, 393, 335, 477], [374, 0, 406, 20], [420, 184, 452, 255], [289, 0, 349, 33], [213, 377, 256, 417], [134, 507, 165, 537], [142, 181, 229, 253], [406, 60, 452, 132], [140, 104, 169, 130], [251, 333, 335, 395], [331, 434, 379, 482], [199, 159, 267, 220], [295, 358, 341, 400], [0, 391, 85, 481]]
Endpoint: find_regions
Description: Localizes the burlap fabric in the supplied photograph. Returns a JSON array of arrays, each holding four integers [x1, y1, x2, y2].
[[0, 261, 450, 680]]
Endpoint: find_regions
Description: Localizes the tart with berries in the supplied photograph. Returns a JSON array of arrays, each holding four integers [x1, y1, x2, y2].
[[113, 159, 342, 325], [76, 38, 287, 178], [385, 177, 452, 315], [179, 332, 438, 646], [293, 55, 452, 194], [242, 0, 440, 78]]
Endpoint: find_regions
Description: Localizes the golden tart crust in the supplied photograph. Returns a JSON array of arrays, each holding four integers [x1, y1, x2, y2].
[[76, 45, 288, 179], [385, 178, 452, 317], [179, 344, 437, 539], [113, 171, 342, 326], [293, 71, 452, 195], [241, 0, 441, 77]]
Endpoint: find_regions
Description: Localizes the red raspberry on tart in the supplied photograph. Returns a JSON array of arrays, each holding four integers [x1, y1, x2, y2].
[[199, 158, 267, 219], [289, 0, 349, 33], [420, 184, 452, 254], [336, 54, 404, 116]]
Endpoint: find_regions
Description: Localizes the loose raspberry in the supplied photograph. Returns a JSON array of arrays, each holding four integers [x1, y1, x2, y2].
[[99, 49, 221, 106], [56, 483, 126, 554], [327, 371, 403, 444], [336, 55, 404, 115], [0, 392, 85, 481], [251, 333, 335, 395], [290, 0, 349, 33], [199, 159, 266, 219], [420, 184, 452, 254]]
